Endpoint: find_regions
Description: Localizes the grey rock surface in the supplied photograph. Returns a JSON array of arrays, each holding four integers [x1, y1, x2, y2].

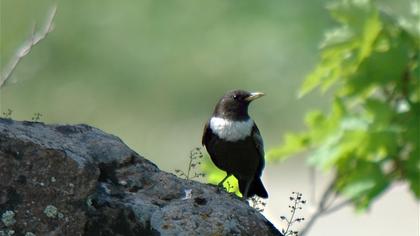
[[0, 118, 282, 236]]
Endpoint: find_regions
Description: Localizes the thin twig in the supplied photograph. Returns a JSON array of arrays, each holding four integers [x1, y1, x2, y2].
[[186, 151, 194, 180], [318, 179, 335, 210], [299, 181, 334, 236], [299, 178, 352, 236], [324, 198, 353, 215], [310, 166, 316, 205], [0, 5, 57, 88]]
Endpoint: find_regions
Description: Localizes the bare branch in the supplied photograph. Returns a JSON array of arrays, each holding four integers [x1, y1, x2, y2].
[[318, 179, 335, 210], [299, 177, 352, 236], [0, 5, 57, 88], [324, 198, 352, 215]]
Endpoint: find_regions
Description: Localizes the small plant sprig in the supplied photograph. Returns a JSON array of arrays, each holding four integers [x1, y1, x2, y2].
[[31, 112, 43, 121], [2, 109, 13, 118], [175, 147, 205, 180], [280, 192, 306, 236], [249, 196, 267, 212]]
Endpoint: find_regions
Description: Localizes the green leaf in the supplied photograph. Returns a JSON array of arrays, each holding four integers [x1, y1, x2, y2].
[[308, 129, 366, 169], [267, 133, 310, 161], [364, 98, 395, 127], [308, 131, 346, 169], [337, 160, 390, 210], [299, 62, 333, 97], [340, 117, 369, 130], [401, 102, 420, 143], [342, 49, 409, 97], [357, 6, 382, 62], [304, 110, 325, 128], [359, 130, 398, 161], [328, 0, 374, 29], [299, 43, 357, 96], [320, 27, 355, 49], [270, 0, 419, 211], [403, 148, 420, 198]]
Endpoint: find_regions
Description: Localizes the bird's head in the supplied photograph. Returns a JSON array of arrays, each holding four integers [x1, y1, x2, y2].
[[213, 89, 265, 120]]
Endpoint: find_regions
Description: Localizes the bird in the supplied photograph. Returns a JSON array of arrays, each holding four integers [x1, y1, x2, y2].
[[202, 89, 268, 199]]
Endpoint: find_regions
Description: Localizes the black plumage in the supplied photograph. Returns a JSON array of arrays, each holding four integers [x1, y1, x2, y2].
[[202, 90, 268, 199]]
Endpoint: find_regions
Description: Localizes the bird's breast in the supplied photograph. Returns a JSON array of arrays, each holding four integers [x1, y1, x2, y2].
[[209, 117, 254, 142]]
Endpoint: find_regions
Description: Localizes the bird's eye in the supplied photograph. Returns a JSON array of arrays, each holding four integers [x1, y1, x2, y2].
[[233, 95, 238, 100]]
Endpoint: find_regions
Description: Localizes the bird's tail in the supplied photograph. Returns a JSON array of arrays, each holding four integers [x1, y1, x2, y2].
[[239, 177, 268, 199]]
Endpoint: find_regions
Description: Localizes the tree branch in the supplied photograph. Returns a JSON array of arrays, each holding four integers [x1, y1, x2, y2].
[[0, 5, 57, 88], [324, 198, 353, 215], [299, 177, 352, 236]]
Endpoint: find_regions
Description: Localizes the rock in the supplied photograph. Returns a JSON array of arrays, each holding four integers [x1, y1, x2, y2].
[[0, 118, 282, 236]]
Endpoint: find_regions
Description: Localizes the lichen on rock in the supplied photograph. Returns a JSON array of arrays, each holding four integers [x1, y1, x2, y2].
[[43, 205, 58, 218], [1, 211, 15, 227]]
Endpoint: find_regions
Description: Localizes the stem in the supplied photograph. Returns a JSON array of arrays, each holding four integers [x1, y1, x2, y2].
[[284, 194, 298, 235], [0, 5, 57, 88], [186, 151, 194, 180]]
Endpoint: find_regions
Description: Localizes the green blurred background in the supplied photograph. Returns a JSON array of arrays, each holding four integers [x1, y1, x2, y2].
[[1, 1, 417, 235], [1, 0, 336, 169], [0, 0, 410, 168]]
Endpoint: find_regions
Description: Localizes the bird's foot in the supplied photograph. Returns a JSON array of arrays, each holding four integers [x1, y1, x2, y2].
[[241, 196, 250, 203], [215, 184, 226, 193]]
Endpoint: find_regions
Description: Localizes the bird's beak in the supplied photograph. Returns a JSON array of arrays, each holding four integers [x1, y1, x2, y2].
[[245, 92, 265, 102]]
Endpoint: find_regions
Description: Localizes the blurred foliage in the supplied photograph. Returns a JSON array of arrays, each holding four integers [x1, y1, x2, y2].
[[1, 0, 333, 170], [1, 0, 415, 201], [269, 0, 419, 210]]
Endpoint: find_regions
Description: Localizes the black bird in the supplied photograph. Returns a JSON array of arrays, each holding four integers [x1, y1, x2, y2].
[[202, 89, 268, 199]]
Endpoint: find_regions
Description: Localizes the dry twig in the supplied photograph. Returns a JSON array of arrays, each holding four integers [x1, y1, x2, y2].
[[0, 5, 57, 88]]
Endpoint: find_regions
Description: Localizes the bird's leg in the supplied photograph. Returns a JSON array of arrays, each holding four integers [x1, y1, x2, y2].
[[218, 173, 232, 187], [215, 173, 232, 193]]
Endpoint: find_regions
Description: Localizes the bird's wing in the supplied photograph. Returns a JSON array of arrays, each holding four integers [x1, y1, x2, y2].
[[252, 124, 264, 158], [252, 124, 265, 175], [202, 120, 212, 146]]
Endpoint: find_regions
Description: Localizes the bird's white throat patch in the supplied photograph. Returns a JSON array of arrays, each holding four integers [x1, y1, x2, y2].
[[209, 117, 254, 142]]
